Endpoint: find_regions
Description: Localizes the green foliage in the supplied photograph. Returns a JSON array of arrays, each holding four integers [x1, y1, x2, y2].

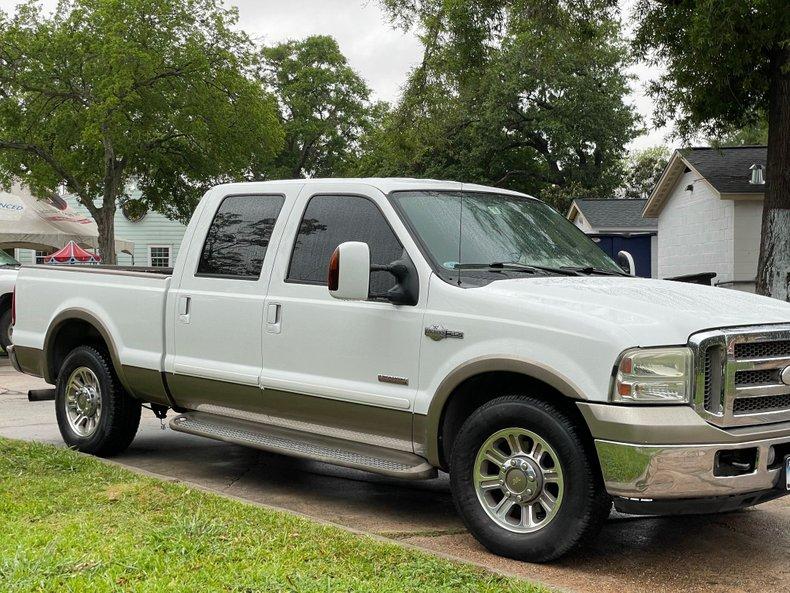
[[708, 118, 770, 147], [358, 0, 638, 212], [632, 0, 789, 139], [261, 35, 381, 179], [0, 0, 283, 260], [0, 438, 549, 593], [620, 146, 669, 199]]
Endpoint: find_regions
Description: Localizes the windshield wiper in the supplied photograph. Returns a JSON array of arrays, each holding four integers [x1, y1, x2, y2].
[[453, 262, 580, 276], [562, 266, 628, 277]]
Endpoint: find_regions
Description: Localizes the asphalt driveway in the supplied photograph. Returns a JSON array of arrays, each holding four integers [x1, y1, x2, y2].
[[2, 357, 788, 593]]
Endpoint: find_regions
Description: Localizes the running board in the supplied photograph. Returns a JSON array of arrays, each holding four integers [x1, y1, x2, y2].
[[169, 412, 437, 480]]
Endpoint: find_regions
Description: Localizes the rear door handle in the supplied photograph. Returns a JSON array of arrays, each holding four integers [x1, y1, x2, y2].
[[178, 296, 191, 324], [266, 303, 281, 334]]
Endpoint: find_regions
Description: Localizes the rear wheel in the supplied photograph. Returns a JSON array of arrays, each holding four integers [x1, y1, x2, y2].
[[0, 308, 11, 353], [449, 395, 610, 562], [55, 346, 141, 456]]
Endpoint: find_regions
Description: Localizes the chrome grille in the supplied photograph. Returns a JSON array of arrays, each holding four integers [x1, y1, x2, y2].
[[691, 325, 790, 427]]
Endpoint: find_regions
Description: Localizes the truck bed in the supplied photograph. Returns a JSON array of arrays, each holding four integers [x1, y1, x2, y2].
[[12, 264, 172, 379]]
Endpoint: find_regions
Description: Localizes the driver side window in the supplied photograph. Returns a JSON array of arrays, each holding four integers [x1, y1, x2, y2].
[[287, 194, 404, 294]]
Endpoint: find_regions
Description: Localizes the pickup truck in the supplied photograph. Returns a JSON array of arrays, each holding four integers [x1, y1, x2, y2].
[[0, 250, 19, 352], [9, 178, 790, 562]]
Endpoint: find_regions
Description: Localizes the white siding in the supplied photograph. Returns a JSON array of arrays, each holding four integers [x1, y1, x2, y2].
[[16, 195, 186, 267], [573, 213, 593, 232], [657, 171, 735, 282], [732, 199, 763, 292]]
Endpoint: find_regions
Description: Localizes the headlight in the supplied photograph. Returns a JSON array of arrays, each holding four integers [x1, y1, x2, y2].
[[612, 347, 693, 404]]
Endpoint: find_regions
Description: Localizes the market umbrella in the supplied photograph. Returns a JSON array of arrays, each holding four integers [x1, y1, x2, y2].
[[0, 186, 133, 254], [44, 241, 101, 264]]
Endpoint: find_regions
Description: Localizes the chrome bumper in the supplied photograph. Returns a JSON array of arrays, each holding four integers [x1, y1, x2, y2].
[[7, 345, 22, 373], [596, 435, 789, 500]]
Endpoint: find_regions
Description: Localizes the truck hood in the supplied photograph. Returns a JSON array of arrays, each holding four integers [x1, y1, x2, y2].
[[474, 276, 790, 346]]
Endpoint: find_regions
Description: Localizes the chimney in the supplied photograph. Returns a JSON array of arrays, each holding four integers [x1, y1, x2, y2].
[[749, 164, 765, 185]]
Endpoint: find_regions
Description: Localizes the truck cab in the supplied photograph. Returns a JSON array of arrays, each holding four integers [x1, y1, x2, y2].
[[9, 178, 790, 562]]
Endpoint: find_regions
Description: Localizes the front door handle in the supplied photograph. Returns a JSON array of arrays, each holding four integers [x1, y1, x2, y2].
[[266, 303, 281, 334], [178, 296, 191, 324]]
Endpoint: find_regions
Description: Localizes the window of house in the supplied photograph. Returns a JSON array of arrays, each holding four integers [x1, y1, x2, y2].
[[35, 250, 52, 264], [196, 194, 285, 279], [287, 194, 405, 294], [148, 245, 172, 268]]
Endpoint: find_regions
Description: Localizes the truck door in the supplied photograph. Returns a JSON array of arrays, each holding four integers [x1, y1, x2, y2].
[[167, 190, 292, 412], [260, 183, 426, 452]]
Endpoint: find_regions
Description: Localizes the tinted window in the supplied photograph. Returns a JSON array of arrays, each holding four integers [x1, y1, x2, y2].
[[288, 195, 404, 293], [197, 195, 285, 279]]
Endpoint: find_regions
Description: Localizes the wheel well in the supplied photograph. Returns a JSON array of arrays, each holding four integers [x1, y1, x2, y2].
[[0, 292, 11, 314], [437, 371, 590, 470], [48, 319, 110, 382]]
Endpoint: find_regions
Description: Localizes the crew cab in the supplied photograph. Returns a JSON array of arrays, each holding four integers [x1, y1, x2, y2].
[[9, 179, 790, 562]]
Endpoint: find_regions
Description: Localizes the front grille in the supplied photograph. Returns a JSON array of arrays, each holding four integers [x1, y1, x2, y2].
[[735, 369, 777, 386], [692, 325, 790, 427], [734, 340, 790, 360], [734, 394, 790, 415]]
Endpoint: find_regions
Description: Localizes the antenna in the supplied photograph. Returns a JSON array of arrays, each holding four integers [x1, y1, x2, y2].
[[457, 193, 463, 286]]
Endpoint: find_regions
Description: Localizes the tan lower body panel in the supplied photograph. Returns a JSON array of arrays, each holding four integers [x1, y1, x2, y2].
[[165, 373, 415, 453]]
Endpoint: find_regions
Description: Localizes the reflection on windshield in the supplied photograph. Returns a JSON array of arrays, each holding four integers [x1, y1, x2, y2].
[[392, 191, 622, 279], [0, 250, 20, 266]]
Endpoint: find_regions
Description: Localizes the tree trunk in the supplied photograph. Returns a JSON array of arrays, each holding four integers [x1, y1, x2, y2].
[[756, 47, 790, 301], [95, 206, 117, 265]]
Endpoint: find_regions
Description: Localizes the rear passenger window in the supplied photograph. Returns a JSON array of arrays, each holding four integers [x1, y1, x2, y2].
[[287, 195, 404, 293], [197, 194, 285, 279]]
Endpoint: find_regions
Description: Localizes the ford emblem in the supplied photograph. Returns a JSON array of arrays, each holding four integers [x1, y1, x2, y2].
[[782, 366, 790, 386]]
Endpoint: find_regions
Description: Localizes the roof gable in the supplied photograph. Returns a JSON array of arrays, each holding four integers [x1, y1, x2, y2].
[[568, 198, 657, 231], [644, 146, 766, 217]]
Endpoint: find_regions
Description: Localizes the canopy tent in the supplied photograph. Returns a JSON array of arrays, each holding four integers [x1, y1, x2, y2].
[[44, 241, 101, 264], [0, 188, 133, 255]]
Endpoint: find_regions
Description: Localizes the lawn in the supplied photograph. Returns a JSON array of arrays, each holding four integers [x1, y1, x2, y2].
[[0, 438, 548, 592]]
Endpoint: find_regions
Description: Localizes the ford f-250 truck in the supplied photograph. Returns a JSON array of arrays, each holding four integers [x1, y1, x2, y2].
[[9, 179, 790, 562]]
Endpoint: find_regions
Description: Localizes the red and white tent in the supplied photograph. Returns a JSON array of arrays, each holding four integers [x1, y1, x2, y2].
[[44, 241, 101, 265]]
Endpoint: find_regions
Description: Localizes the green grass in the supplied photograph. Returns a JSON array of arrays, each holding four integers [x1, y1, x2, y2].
[[0, 438, 548, 593]]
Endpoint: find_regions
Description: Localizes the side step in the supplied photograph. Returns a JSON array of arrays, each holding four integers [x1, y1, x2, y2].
[[28, 388, 57, 402], [170, 411, 437, 480]]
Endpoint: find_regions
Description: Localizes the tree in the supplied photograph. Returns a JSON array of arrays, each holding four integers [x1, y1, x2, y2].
[[633, 0, 790, 300], [709, 118, 770, 147], [357, 0, 638, 212], [621, 146, 670, 199], [0, 0, 283, 263], [261, 35, 380, 179]]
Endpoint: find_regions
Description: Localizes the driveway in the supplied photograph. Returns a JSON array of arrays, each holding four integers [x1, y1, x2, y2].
[[1, 357, 788, 593]]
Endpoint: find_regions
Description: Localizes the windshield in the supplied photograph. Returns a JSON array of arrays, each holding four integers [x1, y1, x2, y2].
[[392, 190, 622, 280], [0, 250, 19, 266]]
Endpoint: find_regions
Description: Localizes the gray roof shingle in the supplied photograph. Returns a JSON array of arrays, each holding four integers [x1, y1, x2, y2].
[[681, 146, 767, 194], [572, 198, 657, 231]]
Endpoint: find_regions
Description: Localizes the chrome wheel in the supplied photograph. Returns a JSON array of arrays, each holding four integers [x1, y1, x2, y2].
[[473, 427, 564, 533], [64, 367, 102, 437]]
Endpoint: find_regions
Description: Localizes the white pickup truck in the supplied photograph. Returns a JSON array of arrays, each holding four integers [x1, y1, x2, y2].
[[9, 178, 790, 561], [0, 250, 20, 352]]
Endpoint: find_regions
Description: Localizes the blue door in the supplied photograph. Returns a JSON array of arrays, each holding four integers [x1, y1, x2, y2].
[[593, 234, 652, 278]]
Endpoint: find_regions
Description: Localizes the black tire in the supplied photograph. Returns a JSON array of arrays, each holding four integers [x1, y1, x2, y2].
[[449, 395, 611, 562], [0, 308, 11, 353], [55, 346, 141, 456]]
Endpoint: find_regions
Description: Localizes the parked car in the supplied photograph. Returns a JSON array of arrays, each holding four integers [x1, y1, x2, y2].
[[0, 250, 20, 352], [9, 179, 790, 562]]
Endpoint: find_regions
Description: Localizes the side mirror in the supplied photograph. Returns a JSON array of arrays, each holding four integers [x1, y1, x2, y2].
[[617, 250, 636, 276], [328, 241, 370, 300]]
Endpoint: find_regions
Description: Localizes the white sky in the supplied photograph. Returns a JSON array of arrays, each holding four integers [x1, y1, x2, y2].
[[0, 0, 673, 151]]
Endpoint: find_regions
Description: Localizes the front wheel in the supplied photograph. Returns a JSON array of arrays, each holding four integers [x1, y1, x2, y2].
[[450, 395, 611, 562], [55, 346, 141, 456]]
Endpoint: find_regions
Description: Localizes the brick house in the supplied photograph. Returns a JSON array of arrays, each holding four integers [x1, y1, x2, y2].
[[643, 146, 767, 292]]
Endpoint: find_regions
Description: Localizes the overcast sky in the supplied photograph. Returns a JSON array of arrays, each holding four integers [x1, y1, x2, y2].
[[0, 0, 672, 151]]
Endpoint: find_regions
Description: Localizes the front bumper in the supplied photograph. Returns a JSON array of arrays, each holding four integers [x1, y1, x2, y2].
[[578, 402, 790, 511]]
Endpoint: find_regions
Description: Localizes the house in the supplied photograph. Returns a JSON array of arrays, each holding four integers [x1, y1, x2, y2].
[[566, 198, 658, 278], [14, 189, 186, 268], [643, 146, 766, 292]]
